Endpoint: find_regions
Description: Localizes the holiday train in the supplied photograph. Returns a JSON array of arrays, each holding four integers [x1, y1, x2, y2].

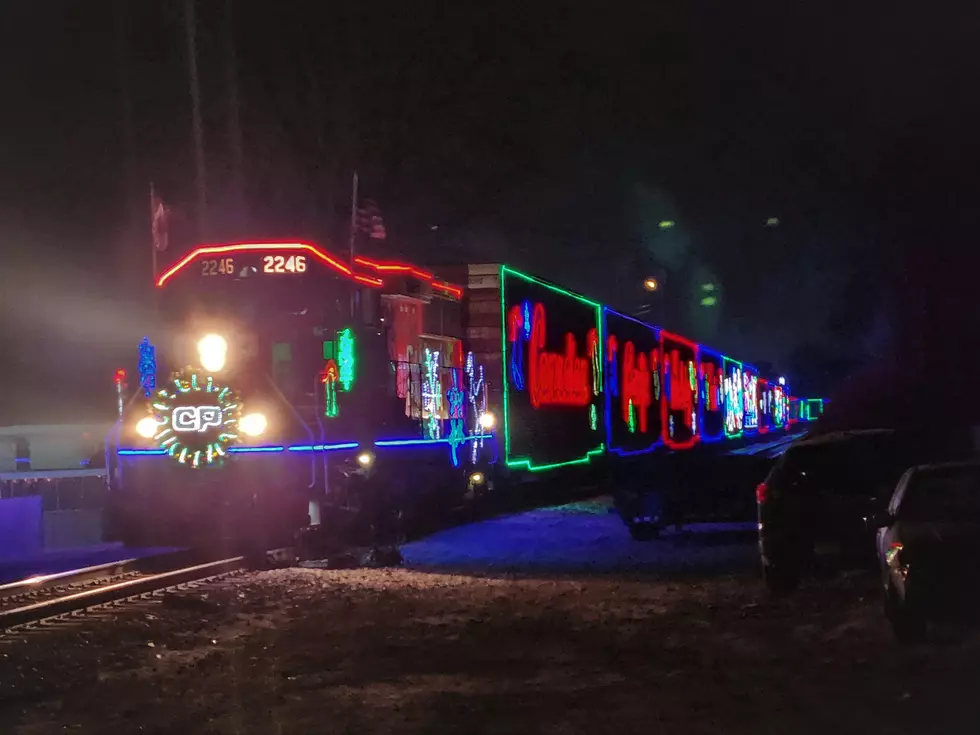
[[104, 241, 823, 550]]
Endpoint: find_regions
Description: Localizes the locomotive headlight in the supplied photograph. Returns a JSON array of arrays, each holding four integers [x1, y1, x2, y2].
[[197, 333, 228, 372], [478, 411, 496, 430], [135, 416, 160, 439], [357, 451, 375, 468], [239, 412, 268, 438]]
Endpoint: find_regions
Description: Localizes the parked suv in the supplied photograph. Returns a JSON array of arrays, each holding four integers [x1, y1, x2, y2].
[[757, 429, 964, 592], [877, 461, 980, 641]]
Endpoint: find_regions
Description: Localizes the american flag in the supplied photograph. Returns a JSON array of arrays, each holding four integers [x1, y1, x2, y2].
[[355, 198, 387, 240]]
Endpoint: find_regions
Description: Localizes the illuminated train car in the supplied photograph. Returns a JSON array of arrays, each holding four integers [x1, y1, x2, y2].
[[106, 252, 823, 550], [698, 347, 726, 443], [106, 242, 494, 550], [480, 263, 824, 536], [602, 308, 663, 459]]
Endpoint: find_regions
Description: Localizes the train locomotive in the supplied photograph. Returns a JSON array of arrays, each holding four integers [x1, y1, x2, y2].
[[105, 242, 493, 551], [105, 241, 823, 551]]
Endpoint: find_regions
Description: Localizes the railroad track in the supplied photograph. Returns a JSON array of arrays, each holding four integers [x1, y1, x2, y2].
[[0, 553, 275, 631]]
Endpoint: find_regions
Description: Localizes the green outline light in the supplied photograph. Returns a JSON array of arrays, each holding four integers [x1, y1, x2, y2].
[[722, 356, 744, 439], [500, 265, 604, 473], [805, 398, 824, 421]]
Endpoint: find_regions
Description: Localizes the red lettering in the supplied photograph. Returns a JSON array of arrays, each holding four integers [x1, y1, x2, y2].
[[507, 305, 523, 343], [702, 363, 722, 411], [668, 349, 694, 428], [587, 328, 599, 361], [528, 303, 591, 408], [620, 341, 652, 432], [587, 328, 600, 395]]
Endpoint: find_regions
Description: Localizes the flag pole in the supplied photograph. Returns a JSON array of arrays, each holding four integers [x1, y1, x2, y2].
[[348, 171, 358, 318], [348, 170, 359, 264], [184, 0, 207, 238], [150, 182, 158, 283]]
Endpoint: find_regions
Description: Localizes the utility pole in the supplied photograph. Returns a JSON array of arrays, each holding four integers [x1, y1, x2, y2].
[[224, 0, 245, 226], [184, 0, 208, 238], [349, 171, 359, 265], [114, 0, 140, 293], [309, 67, 333, 233]]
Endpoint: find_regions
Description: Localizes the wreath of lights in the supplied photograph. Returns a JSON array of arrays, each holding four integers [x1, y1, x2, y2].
[[148, 368, 243, 468]]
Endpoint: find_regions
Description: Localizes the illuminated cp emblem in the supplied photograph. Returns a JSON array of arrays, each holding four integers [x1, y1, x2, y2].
[[172, 406, 223, 433]]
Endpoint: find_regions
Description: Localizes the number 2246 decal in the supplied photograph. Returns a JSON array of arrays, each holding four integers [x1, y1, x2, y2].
[[263, 255, 307, 274], [201, 258, 234, 276]]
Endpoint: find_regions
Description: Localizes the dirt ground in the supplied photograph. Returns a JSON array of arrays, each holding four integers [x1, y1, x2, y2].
[[1, 501, 979, 734], [2, 560, 980, 735]]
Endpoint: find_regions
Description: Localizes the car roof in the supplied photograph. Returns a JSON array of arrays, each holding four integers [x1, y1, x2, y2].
[[909, 459, 980, 474], [789, 428, 896, 449]]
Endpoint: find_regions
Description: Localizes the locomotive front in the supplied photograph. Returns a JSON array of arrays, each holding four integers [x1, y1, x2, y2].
[[105, 243, 383, 551], [105, 242, 494, 552]]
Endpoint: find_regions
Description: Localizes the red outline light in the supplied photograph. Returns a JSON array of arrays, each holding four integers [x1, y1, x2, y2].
[[354, 255, 433, 280], [660, 330, 700, 450], [432, 282, 464, 299], [354, 255, 464, 299], [156, 242, 384, 288]]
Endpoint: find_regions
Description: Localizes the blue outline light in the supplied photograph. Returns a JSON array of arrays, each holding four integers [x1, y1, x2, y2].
[[374, 433, 494, 466], [319, 442, 360, 451], [118, 435, 494, 466], [697, 345, 727, 443], [375, 438, 445, 447], [375, 435, 487, 448], [602, 307, 663, 458], [118, 441, 362, 457]]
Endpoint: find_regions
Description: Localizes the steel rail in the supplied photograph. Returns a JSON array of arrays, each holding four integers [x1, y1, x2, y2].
[[0, 556, 247, 629]]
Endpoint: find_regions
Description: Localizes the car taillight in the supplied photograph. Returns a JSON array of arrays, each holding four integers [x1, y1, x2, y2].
[[755, 482, 769, 504], [885, 541, 904, 565]]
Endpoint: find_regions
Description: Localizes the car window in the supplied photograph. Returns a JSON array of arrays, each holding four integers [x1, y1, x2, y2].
[[899, 467, 980, 521], [770, 435, 918, 497]]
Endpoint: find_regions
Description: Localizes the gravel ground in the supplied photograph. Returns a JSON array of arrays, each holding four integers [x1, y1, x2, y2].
[[1, 505, 980, 734]]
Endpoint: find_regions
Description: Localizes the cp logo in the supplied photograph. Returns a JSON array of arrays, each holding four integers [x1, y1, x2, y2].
[[172, 406, 223, 433]]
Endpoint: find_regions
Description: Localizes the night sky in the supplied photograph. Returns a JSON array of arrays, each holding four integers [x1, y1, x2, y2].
[[1, 1, 978, 424]]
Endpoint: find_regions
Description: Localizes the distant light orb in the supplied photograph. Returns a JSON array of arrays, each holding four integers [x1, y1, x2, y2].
[[197, 334, 228, 372], [135, 416, 159, 439], [643, 277, 660, 292], [700, 296, 718, 307], [239, 412, 267, 438], [658, 220, 675, 230], [765, 217, 780, 227], [778, 377, 786, 386], [478, 412, 496, 430]]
